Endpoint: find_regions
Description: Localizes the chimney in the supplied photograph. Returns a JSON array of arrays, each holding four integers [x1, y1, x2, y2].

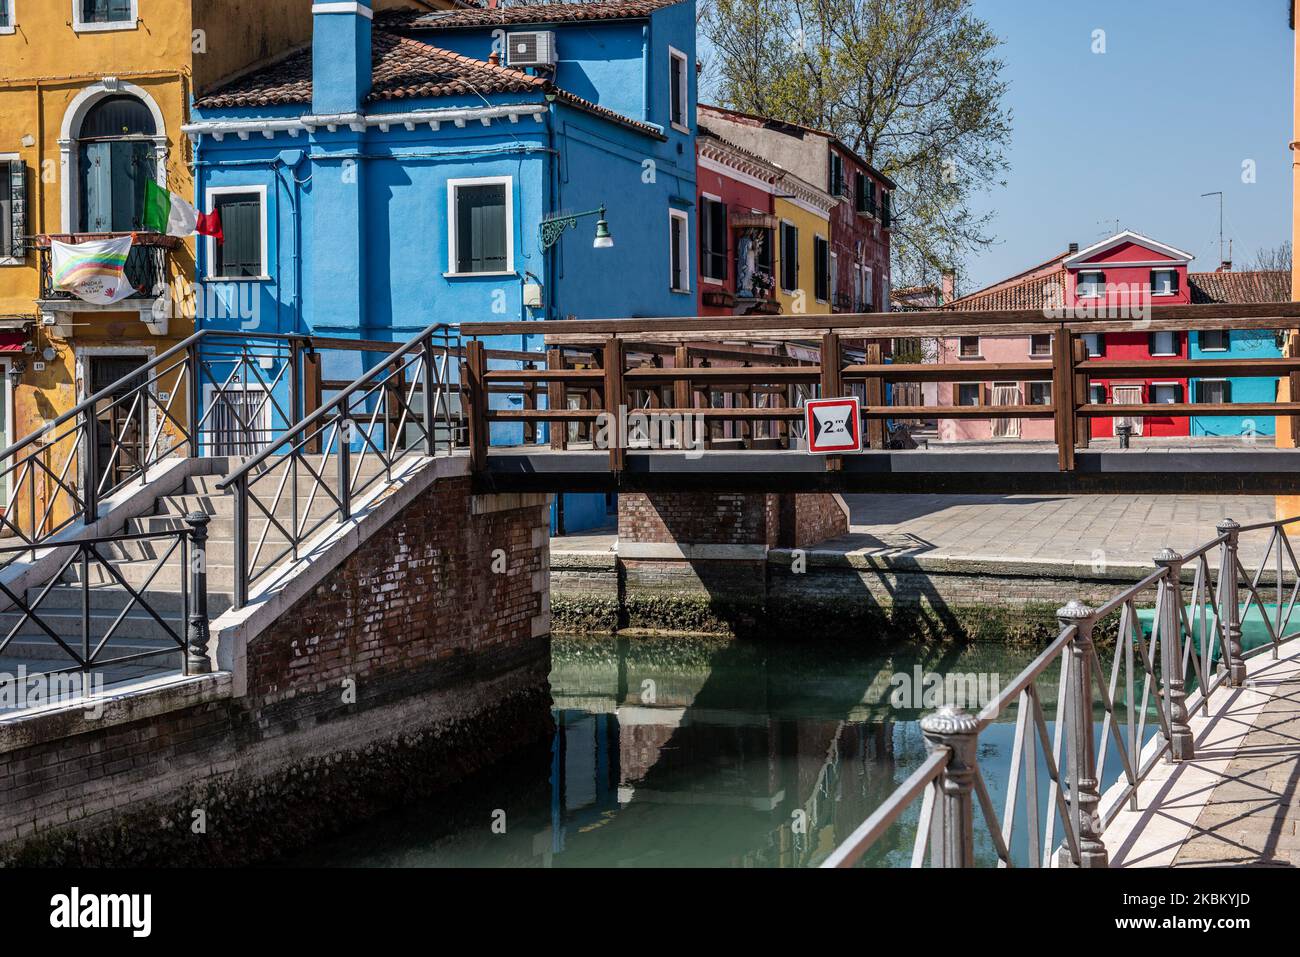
[[940, 270, 956, 304], [1068, 242, 1079, 254], [488, 50, 501, 66], [312, 0, 373, 116]]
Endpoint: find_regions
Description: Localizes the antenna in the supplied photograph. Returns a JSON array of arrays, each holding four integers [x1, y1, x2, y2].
[[1201, 191, 1224, 264]]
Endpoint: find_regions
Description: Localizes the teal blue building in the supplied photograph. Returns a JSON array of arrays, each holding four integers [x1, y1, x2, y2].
[[1187, 271, 1289, 438]]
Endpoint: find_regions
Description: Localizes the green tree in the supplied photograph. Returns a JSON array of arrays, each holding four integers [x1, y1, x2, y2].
[[700, 0, 1012, 288]]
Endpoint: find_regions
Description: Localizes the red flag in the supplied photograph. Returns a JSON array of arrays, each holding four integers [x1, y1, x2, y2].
[[196, 209, 223, 245]]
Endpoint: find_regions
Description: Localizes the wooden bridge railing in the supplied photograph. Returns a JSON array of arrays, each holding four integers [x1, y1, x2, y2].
[[460, 301, 1300, 472]]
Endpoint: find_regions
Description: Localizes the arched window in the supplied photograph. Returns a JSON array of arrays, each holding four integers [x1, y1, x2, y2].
[[77, 95, 157, 233]]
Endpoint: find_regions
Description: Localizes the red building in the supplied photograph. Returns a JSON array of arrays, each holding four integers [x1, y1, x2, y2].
[[947, 231, 1197, 438], [696, 105, 894, 316], [1063, 232, 1194, 438]]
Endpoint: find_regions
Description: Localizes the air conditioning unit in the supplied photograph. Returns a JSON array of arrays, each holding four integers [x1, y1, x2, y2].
[[505, 31, 556, 69]]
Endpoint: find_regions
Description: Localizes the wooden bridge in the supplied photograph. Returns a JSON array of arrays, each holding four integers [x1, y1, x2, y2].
[[461, 300, 1300, 494]]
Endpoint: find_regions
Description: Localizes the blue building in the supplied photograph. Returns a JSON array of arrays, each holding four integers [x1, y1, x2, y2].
[[1187, 271, 1290, 438], [185, 0, 698, 531]]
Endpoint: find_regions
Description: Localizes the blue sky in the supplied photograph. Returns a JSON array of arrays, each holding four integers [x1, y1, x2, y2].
[[960, 0, 1292, 291]]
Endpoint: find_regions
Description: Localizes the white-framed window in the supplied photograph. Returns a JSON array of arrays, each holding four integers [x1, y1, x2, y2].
[[0, 154, 24, 264], [829, 250, 838, 306], [0, 1, 15, 35], [203, 381, 273, 457], [956, 383, 981, 406], [861, 264, 873, 310], [447, 176, 513, 277], [1199, 330, 1229, 352], [1089, 384, 1107, 404], [669, 208, 689, 292], [73, 0, 138, 32], [668, 46, 689, 133], [1082, 332, 1104, 357], [958, 336, 980, 359], [1029, 333, 1052, 357], [206, 185, 268, 280], [699, 193, 726, 283], [1151, 268, 1178, 296], [1151, 382, 1182, 404], [1149, 330, 1177, 357], [1076, 270, 1104, 298], [1196, 378, 1230, 404], [1028, 381, 1053, 405]]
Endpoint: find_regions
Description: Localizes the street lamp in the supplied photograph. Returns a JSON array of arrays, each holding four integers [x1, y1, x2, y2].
[[539, 204, 614, 251]]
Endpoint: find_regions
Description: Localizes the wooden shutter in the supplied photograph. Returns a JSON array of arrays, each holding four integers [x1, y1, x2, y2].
[[217, 196, 262, 277]]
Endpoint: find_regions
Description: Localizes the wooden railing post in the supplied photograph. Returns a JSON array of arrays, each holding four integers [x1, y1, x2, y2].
[[1216, 519, 1246, 687], [1053, 325, 1076, 471], [546, 348, 567, 451], [1155, 547, 1195, 761], [1058, 599, 1108, 868], [1072, 337, 1089, 450], [820, 332, 843, 468], [465, 338, 488, 472], [604, 337, 625, 473], [920, 706, 979, 867], [865, 341, 884, 450], [673, 345, 691, 412]]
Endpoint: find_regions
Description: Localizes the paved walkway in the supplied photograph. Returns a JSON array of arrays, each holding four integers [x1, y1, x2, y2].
[[1103, 642, 1300, 867], [551, 494, 1282, 568]]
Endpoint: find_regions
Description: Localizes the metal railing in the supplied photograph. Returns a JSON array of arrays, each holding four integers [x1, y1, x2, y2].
[[0, 330, 321, 566], [0, 512, 212, 693], [822, 514, 1300, 868], [215, 323, 462, 608]]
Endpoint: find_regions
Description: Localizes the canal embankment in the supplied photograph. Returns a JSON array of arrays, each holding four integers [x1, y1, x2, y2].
[[550, 493, 1282, 642]]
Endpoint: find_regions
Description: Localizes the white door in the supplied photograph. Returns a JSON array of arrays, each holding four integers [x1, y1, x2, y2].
[[991, 383, 1021, 438], [1112, 385, 1143, 436]]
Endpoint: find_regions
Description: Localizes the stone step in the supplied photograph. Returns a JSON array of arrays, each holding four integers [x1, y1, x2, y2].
[[19, 583, 234, 617], [185, 470, 386, 497], [96, 535, 289, 566], [0, 611, 189, 650], [126, 514, 315, 539], [63, 559, 236, 591], [153, 493, 344, 520]]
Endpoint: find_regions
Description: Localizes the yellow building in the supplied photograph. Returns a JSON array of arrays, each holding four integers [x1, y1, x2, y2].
[[0, 0, 442, 531], [773, 174, 834, 316]]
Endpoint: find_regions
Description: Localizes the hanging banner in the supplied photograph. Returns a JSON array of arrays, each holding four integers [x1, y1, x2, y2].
[[50, 236, 137, 305]]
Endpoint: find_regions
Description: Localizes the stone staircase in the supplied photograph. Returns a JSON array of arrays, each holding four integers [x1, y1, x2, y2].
[[0, 455, 384, 688]]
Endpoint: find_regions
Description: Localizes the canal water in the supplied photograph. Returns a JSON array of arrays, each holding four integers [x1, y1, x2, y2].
[[290, 634, 1161, 868]]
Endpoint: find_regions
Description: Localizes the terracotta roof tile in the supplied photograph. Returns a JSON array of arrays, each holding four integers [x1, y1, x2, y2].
[[403, 0, 683, 30], [946, 267, 1068, 311], [1189, 270, 1291, 304], [194, 29, 664, 139]]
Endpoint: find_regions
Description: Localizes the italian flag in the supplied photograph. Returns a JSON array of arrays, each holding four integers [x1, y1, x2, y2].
[[143, 180, 223, 242]]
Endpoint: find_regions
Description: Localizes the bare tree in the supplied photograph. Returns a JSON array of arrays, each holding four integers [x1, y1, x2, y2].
[[1251, 241, 1292, 274]]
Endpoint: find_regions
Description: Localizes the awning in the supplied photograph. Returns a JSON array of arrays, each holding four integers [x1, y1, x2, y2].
[[0, 332, 28, 353]]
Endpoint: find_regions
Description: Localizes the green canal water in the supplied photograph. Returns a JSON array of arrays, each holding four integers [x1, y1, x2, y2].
[[287, 633, 1175, 868]]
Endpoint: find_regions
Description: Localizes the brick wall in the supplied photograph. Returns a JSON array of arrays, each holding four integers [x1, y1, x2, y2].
[[0, 475, 554, 865], [618, 491, 847, 548]]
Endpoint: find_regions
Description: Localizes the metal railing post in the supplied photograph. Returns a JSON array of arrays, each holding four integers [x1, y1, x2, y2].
[[1155, 547, 1195, 761], [1058, 599, 1108, 868], [338, 416, 353, 519], [1217, 519, 1246, 687], [187, 339, 201, 457], [421, 331, 438, 455], [232, 473, 249, 610], [919, 705, 979, 867], [81, 414, 99, 526], [185, 512, 212, 674]]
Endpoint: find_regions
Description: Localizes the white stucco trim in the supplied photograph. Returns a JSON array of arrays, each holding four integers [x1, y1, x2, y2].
[[1065, 230, 1195, 268], [446, 175, 514, 277], [697, 154, 777, 195], [59, 79, 167, 233], [668, 208, 690, 293], [204, 184, 270, 280], [183, 104, 547, 142], [0, 152, 21, 265], [312, 1, 373, 17], [71, 0, 138, 33], [668, 45, 689, 133]]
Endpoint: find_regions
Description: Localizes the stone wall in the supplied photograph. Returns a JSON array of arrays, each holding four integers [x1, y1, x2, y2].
[[0, 475, 554, 866]]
